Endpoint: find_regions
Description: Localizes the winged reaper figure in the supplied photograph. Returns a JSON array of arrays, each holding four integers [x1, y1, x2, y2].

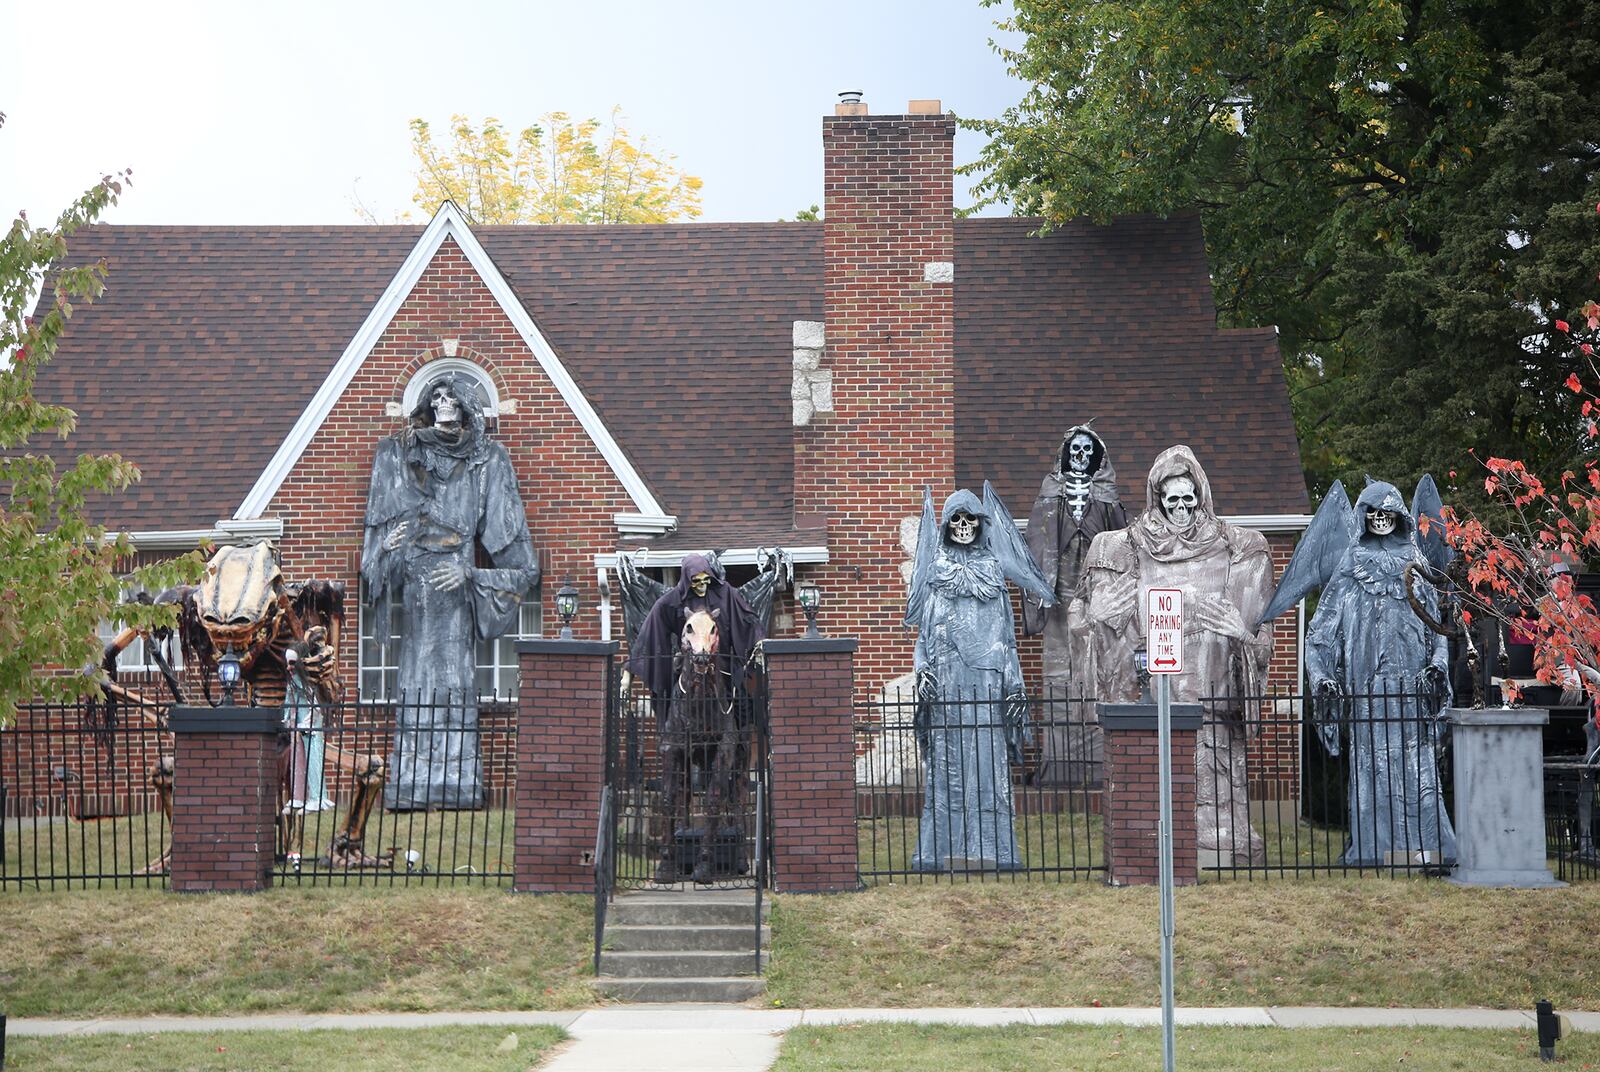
[[906, 483, 1054, 872], [1261, 476, 1458, 866]]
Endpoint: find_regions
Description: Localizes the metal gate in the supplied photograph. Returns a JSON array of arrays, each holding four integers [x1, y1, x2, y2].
[[602, 656, 770, 891]]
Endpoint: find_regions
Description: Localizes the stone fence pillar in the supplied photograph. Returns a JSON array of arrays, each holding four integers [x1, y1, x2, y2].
[[1098, 702, 1202, 887], [765, 638, 860, 893], [169, 707, 281, 893], [1449, 706, 1563, 888], [512, 639, 615, 893]]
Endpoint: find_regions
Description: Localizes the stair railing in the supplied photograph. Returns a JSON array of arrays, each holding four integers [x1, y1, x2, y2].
[[593, 784, 615, 976]]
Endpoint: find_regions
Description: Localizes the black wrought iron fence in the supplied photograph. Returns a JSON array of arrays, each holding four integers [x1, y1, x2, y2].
[[273, 694, 517, 886], [604, 657, 769, 890], [1, 693, 517, 889], [1195, 692, 1456, 880], [1544, 757, 1600, 882], [2, 700, 171, 890], [854, 689, 1106, 883]]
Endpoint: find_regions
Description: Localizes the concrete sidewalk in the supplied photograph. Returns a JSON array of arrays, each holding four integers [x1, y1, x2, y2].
[[15, 1005, 1592, 1072]]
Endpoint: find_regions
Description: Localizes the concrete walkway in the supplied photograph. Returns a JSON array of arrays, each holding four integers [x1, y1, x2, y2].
[[14, 1005, 1594, 1071]]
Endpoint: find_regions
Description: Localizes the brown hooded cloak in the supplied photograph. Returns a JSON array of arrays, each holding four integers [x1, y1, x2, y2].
[[1081, 444, 1274, 864]]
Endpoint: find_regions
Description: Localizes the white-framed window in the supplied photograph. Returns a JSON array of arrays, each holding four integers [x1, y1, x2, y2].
[[357, 581, 541, 703], [97, 586, 184, 675]]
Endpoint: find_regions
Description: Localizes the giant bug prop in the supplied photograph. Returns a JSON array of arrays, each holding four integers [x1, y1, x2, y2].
[[94, 542, 385, 872]]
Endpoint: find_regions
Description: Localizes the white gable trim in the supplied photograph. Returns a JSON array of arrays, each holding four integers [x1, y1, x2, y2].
[[233, 201, 667, 521]]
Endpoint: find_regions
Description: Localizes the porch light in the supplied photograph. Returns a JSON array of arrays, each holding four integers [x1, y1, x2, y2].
[[797, 582, 822, 639], [556, 583, 580, 640], [218, 644, 242, 705]]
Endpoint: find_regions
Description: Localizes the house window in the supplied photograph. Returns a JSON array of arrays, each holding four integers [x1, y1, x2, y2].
[[357, 582, 541, 703], [97, 587, 184, 675]]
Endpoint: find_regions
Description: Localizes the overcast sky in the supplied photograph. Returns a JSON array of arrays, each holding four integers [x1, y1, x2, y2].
[[0, 1, 1025, 227]]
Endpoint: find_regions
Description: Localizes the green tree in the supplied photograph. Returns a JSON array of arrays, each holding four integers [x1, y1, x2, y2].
[[404, 109, 704, 225], [0, 116, 201, 724], [968, 0, 1600, 510]]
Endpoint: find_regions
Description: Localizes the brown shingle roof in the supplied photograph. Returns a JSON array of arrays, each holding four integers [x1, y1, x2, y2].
[[27, 216, 1305, 536]]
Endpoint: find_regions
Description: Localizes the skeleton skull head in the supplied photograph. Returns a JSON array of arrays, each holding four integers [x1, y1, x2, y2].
[[689, 571, 713, 598], [1067, 433, 1096, 474], [1366, 508, 1398, 537], [1159, 475, 1199, 529], [430, 383, 462, 426], [947, 511, 981, 545]]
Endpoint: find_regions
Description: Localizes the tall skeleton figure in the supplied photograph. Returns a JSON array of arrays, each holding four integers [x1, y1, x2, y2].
[[1083, 446, 1273, 866], [1024, 423, 1128, 784], [1263, 477, 1458, 866], [906, 483, 1053, 871], [362, 372, 539, 810]]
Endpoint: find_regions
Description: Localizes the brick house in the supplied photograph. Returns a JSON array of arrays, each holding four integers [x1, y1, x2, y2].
[[29, 97, 1309, 745]]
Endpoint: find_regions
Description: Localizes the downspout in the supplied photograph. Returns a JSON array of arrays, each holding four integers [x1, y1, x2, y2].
[[597, 565, 613, 642]]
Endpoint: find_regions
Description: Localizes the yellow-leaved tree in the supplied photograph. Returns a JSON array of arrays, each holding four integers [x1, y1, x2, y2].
[[405, 109, 703, 224]]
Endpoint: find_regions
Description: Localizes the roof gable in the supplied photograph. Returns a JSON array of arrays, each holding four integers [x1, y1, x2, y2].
[[233, 201, 667, 523]]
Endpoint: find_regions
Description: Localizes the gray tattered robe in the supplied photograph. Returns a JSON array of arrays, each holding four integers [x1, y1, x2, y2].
[[1305, 481, 1457, 865], [362, 399, 538, 810]]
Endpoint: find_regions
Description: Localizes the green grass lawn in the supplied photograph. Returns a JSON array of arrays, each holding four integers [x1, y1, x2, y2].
[[765, 879, 1600, 1010], [7, 1025, 565, 1072], [1, 805, 516, 890], [855, 807, 1455, 881], [771, 1023, 1600, 1071], [0, 887, 596, 1017]]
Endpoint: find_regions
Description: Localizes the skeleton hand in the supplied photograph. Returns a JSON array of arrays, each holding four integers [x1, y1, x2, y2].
[[298, 627, 335, 683], [1089, 571, 1137, 627], [1312, 679, 1343, 757], [429, 560, 471, 592], [383, 521, 409, 551], [1003, 690, 1031, 766], [1194, 593, 1252, 642]]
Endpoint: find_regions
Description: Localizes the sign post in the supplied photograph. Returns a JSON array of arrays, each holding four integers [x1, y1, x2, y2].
[[1147, 587, 1184, 1072]]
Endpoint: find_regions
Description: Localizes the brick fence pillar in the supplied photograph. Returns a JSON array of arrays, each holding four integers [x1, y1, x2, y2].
[[1099, 702, 1202, 887], [169, 707, 281, 893], [512, 639, 615, 893], [765, 637, 860, 893]]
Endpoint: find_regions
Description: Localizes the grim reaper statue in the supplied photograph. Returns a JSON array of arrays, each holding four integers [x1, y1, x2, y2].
[[906, 483, 1053, 872], [1024, 422, 1128, 784], [362, 371, 539, 809], [1083, 445, 1274, 866], [1262, 476, 1458, 866]]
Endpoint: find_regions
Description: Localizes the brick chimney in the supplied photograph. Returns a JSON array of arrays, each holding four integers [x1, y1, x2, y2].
[[793, 96, 955, 695]]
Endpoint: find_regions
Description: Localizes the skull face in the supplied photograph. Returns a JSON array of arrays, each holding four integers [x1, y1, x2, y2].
[[1067, 433, 1096, 474], [689, 571, 712, 598], [1366, 508, 1398, 537], [947, 511, 981, 545], [1160, 475, 1199, 529], [430, 384, 462, 425]]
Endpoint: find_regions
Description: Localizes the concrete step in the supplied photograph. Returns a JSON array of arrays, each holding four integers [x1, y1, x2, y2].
[[608, 894, 769, 927], [599, 950, 769, 979], [598, 976, 767, 1003], [605, 924, 771, 952]]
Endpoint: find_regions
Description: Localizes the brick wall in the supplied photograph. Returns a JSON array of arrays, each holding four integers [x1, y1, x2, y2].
[[796, 106, 956, 701], [766, 639, 859, 892], [168, 709, 279, 892], [267, 237, 634, 682], [511, 640, 613, 893], [1101, 706, 1201, 887]]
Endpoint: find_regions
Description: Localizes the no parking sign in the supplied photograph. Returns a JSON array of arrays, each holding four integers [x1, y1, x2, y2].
[[1147, 588, 1183, 674]]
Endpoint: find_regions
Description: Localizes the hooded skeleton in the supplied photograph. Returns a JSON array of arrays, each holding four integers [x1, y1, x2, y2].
[[903, 484, 1051, 872], [361, 369, 539, 809], [1284, 477, 1458, 866], [1024, 423, 1127, 637], [1081, 445, 1275, 865]]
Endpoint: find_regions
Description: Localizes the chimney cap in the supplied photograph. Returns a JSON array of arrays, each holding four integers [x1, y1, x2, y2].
[[835, 90, 869, 116]]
